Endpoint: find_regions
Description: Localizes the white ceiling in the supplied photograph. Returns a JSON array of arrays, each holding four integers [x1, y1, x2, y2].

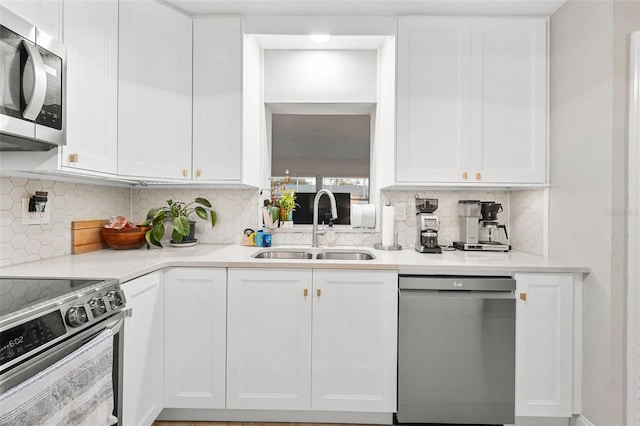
[[161, 0, 567, 18]]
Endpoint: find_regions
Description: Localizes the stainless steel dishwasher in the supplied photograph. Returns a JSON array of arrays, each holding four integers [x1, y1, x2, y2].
[[397, 275, 516, 425]]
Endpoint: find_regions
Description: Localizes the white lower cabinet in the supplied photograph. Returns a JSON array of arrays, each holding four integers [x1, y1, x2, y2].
[[227, 268, 313, 410], [514, 273, 579, 419], [311, 270, 397, 412], [121, 272, 164, 426], [226, 268, 398, 413], [164, 268, 227, 409]]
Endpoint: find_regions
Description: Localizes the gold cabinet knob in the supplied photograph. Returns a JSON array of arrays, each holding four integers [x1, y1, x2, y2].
[[196, 169, 201, 178], [520, 292, 527, 301], [182, 169, 188, 177], [317, 289, 322, 297], [475, 172, 481, 181], [69, 153, 78, 163], [303, 288, 308, 297], [462, 172, 468, 180]]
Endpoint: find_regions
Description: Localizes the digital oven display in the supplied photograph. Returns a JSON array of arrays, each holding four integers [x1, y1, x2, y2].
[[0, 310, 67, 366]]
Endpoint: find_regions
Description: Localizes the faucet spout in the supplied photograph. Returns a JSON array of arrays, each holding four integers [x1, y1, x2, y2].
[[312, 189, 338, 247]]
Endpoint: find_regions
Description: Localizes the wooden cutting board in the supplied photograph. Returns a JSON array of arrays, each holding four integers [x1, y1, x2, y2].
[[71, 219, 109, 254]]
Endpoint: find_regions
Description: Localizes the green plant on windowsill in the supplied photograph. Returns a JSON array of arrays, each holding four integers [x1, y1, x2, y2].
[[278, 189, 298, 221], [142, 198, 217, 247]]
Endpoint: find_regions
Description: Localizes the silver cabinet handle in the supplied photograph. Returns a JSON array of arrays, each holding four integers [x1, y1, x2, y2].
[[22, 40, 47, 121]]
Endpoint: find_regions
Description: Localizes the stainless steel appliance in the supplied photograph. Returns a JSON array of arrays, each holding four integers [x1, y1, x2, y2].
[[454, 199, 510, 251], [0, 6, 66, 151], [415, 197, 442, 254], [0, 277, 126, 423], [397, 275, 516, 425]]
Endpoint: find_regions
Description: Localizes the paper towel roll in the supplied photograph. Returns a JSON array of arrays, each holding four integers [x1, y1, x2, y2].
[[381, 205, 395, 246], [351, 204, 376, 228]]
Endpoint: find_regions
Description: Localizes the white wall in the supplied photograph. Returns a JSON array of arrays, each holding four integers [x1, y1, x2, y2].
[[549, 1, 638, 424], [264, 50, 377, 103]]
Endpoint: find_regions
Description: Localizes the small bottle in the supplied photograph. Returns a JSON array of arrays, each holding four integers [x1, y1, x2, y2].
[[325, 221, 336, 247]]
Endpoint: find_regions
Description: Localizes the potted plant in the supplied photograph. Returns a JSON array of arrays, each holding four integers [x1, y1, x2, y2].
[[143, 198, 217, 247], [278, 189, 298, 222]]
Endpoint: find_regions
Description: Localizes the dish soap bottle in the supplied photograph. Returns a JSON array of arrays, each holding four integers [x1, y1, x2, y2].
[[325, 220, 336, 247]]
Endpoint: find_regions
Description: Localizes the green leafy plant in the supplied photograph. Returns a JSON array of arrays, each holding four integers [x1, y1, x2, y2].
[[278, 189, 298, 220], [142, 198, 217, 247]]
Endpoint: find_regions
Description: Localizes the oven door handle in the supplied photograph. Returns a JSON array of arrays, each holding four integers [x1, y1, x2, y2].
[[79, 312, 124, 345], [21, 40, 47, 121]]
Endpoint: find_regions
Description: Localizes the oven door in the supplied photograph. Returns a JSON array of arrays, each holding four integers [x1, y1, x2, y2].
[[0, 312, 124, 425], [0, 6, 65, 151]]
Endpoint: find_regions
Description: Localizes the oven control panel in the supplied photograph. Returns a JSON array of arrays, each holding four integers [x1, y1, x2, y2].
[[0, 310, 66, 367], [64, 288, 126, 328]]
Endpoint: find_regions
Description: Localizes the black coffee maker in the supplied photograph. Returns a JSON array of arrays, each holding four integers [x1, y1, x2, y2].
[[479, 202, 510, 247]]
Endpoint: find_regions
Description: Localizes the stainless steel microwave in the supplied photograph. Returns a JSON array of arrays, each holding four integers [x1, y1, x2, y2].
[[0, 6, 66, 151]]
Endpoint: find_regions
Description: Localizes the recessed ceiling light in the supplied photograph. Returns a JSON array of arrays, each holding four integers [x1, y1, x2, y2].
[[309, 34, 331, 43]]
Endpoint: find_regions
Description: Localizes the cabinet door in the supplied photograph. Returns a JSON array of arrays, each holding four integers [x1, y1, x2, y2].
[[227, 268, 312, 410], [396, 18, 471, 183], [121, 272, 164, 426], [164, 268, 226, 409], [2, 0, 61, 40], [62, 0, 118, 174], [118, 0, 192, 180], [192, 18, 242, 182], [311, 270, 398, 412], [515, 273, 573, 417], [470, 19, 547, 184]]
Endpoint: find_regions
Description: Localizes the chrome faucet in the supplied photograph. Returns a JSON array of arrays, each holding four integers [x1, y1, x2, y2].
[[312, 189, 338, 247]]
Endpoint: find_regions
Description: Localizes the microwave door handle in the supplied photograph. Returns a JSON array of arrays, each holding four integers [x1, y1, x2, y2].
[[21, 40, 47, 121]]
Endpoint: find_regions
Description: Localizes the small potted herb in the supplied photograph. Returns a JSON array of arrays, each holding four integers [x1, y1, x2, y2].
[[143, 198, 217, 247]]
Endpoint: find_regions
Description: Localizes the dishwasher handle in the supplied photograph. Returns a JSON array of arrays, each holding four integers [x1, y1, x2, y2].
[[399, 289, 515, 300], [399, 275, 516, 291]]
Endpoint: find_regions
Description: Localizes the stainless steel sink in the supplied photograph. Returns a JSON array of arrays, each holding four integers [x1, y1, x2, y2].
[[315, 250, 375, 260], [251, 248, 375, 261], [252, 249, 313, 259]]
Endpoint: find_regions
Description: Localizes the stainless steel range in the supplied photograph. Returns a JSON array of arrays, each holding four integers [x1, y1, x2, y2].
[[0, 277, 126, 423]]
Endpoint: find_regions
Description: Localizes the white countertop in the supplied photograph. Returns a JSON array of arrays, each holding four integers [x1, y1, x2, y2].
[[0, 244, 589, 282]]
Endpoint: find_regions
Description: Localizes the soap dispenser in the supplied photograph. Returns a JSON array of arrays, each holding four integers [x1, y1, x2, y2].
[[325, 220, 336, 247]]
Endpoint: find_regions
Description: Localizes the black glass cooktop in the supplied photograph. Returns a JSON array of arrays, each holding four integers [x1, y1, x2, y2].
[[0, 278, 106, 319]]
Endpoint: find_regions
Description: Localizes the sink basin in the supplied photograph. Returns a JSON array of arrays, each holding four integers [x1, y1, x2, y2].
[[315, 250, 376, 261], [251, 248, 375, 261], [252, 249, 313, 259]]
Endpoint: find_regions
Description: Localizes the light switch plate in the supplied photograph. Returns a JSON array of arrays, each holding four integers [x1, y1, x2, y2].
[[22, 197, 50, 225], [395, 202, 407, 221]]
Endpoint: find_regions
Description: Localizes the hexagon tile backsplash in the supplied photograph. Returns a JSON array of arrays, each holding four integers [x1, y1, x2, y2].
[[0, 176, 546, 267], [131, 187, 259, 245], [0, 177, 130, 267]]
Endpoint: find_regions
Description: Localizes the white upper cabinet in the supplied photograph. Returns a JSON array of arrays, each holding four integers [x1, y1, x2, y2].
[[118, 0, 192, 180], [2, 0, 61, 39], [62, 0, 118, 175], [192, 18, 243, 183], [396, 17, 547, 185], [469, 19, 547, 184], [396, 18, 472, 183]]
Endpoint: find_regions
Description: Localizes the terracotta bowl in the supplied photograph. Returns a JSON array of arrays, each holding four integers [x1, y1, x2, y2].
[[101, 226, 152, 250]]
